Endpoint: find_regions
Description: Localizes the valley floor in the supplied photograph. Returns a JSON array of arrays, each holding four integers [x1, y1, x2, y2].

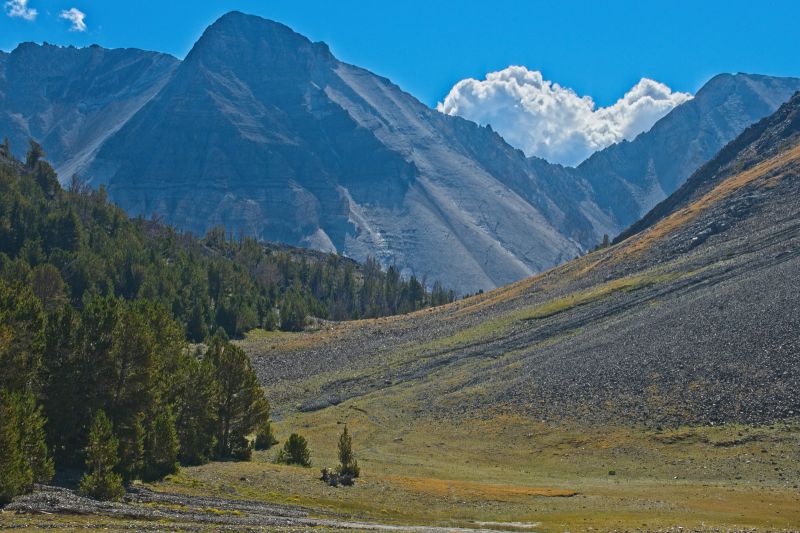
[[4, 411, 798, 531]]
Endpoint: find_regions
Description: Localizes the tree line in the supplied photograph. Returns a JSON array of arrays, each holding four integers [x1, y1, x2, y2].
[[0, 140, 454, 341]]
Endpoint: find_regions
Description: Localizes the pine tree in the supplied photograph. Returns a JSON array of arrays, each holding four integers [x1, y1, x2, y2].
[[254, 419, 278, 450], [0, 281, 44, 392], [174, 355, 218, 465], [78, 411, 125, 501], [0, 137, 10, 159], [25, 139, 45, 170], [108, 304, 157, 479], [336, 425, 360, 478], [277, 433, 311, 467], [0, 390, 30, 504], [280, 289, 307, 332], [16, 390, 54, 484], [207, 338, 269, 458], [142, 408, 180, 481]]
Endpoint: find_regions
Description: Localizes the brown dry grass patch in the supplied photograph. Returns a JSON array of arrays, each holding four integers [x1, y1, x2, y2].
[[385, 475, 577, 500]]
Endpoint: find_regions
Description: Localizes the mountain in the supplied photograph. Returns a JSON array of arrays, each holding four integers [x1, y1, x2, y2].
[[83, 12, 605, 293], [253, 93, 800, 425], [575, 73, 800, 229], [1, 13, 799, 293], [0, 43, 179, 180]]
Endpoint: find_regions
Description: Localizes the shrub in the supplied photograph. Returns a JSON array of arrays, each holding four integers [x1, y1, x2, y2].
[[277, 433, 311, 466]]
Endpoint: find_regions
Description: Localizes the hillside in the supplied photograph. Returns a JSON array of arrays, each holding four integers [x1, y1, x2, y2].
[[2, 14, 799, 294], [249, 92, 800, 426]]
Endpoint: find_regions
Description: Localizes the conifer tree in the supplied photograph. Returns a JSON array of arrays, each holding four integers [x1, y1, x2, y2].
[[78, 411, 125, 501], [0, 281, 44, 392], [277, 433, 311, 466], [254, 419, 278, 450], [174, 355, 219, 465], [207, 338, 269, 458], [142, 408, 180, 481], [336, 425, 360, 478], [16, 390, 54, 484], [0, 390, 30, 504]]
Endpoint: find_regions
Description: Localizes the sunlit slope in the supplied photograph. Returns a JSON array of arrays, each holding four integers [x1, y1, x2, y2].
[[245, 94, 800, 426]]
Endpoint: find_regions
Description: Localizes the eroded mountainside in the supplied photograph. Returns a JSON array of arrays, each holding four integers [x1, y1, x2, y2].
[[249, 93, 800, 426]]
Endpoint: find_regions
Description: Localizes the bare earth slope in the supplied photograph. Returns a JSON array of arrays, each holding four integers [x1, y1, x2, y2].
[[248, 94, 800, 427]]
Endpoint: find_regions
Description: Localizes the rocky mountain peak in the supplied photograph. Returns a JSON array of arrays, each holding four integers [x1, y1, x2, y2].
[[186, 11, 334, 75]]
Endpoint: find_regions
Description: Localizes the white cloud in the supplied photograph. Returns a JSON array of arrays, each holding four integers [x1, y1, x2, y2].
[[4, 0, 37, 21], [59, 7, 86, 32], [437, 66, 692, 167]]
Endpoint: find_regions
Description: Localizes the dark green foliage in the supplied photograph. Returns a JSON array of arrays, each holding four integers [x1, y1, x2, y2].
[[254, 420, 278, 450], [279, 289, 307, 331], [592, 233, 611, 252], [337, 425, 360, 478], [142, 409, 180, 481], [278, 433, 311, 467], [0, 149, 452, 342], [79, 411, 125, 501], [0, 389, 53, 504], [15, 390, 54, 485], [172, 354, 218, 465], [0, 281, 44, 392], [207, 338, 269, 458], [0, 390, 29, 504]]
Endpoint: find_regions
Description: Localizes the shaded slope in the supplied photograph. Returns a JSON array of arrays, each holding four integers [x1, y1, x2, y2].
[[617, 91, 800, 242], [248, 95, 800, 426], [0, 42, 179, 179]]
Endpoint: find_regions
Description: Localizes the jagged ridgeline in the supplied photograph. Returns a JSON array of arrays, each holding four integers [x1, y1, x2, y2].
[[0, 141, 453, 503]]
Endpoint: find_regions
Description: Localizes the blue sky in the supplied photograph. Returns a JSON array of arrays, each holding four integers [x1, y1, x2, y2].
[[2, 0, 799, 109]]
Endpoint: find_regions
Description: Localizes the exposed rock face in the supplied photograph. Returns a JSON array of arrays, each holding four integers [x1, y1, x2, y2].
[[1, 12, 799, 293], [575, 73, 800, 229]]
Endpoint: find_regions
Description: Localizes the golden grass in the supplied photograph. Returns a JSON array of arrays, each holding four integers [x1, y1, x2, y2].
[[137, 405, 800, 532]]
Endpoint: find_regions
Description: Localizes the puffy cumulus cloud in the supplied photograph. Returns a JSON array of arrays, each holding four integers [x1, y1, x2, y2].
[[59, 7, 86, 32], [4, 0, 37, 21], [437, 66, 692, 166]]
